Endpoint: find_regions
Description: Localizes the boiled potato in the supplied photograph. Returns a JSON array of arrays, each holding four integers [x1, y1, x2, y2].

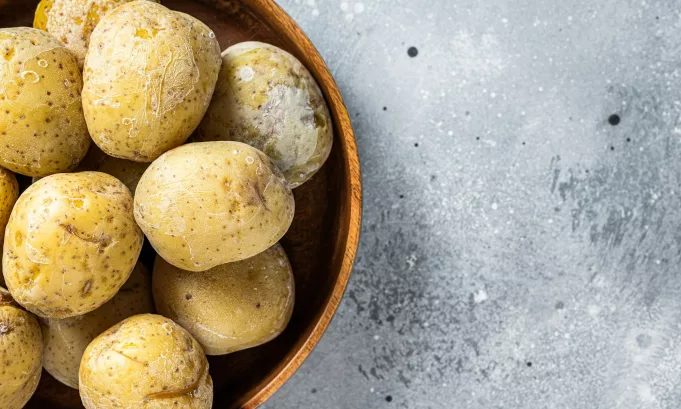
[[42, 262, 153, 389], [153, 243, 294, 355], [197, 41, 333, 188], [0, 288, 43, 409], [34, 0, 161, 67], [97, 155, 149, 192], [0, 168, 18, 287], [82, 1, 221, 162], [135, 141, 295, 271], [3, 172, 144, 318], [79, 314, 213, 409], [0, 27, 90, 176]]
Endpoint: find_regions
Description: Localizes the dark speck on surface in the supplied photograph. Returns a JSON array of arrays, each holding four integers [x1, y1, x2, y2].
[[608, 114, 621, 126], [311, 388, 317, 394], [414, 143, 419, 147], [385, 395, 393, 402], [407, 47, 418, 57], [555, 301, 564, 309], [383, 107, 387, 111], [526, 362, 533, 367]]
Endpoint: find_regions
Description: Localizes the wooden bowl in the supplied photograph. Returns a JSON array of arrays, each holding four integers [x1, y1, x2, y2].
[[0, 1, 362, 408]]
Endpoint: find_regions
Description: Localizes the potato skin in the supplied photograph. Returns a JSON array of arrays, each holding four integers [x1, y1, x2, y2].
[[134, 141, 295, 271], [0, 288, 43, 409], [0, 27, 90, 176], [42, 262, 153, 389], [153, 243, 294, 355], [82, 1, 221, 162], [33, 0, 161, 67], [197, 41, 333, 188], [79, 314, 213, 409], [3, 172, 144, 318]]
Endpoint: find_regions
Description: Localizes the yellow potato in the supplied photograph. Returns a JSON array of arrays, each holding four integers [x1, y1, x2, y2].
[[82, 1, 221, 162], [153, 243, 295, 355], [0, 168, 18, 288], [0, 27, 90, 176], [33, 0, 161, 67], [3, 172, 144, 318], [0, 288, 43, 409], [134, 141, 295, 271], [97, 155, 149, 193], [42, 262, 153, 389], [79, 314, 213, 409], [197, 41, 333, 188]]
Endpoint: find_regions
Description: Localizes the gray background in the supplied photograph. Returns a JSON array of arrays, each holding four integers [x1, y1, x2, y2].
[[265, 1, 681, 408]]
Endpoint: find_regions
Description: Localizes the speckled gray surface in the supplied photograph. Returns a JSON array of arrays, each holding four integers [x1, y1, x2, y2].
[[264, 1, 681, 408]]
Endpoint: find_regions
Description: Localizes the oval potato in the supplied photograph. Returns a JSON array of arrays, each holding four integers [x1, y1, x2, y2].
[[82, 1, 221, 162], [0, 288, 42, 409], [3, 172, 144, 318], [33, 0, 161, 66], [42, 262, 153, 389], [79, 314, 213, 409], [0, 27, 90, 176], [134, 141, 295, 271], [197, 41, 333, 188], [153, 243, 294, 355]]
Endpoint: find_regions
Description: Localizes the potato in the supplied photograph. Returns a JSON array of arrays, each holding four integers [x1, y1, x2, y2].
[[97, 155, 149, 192], [33, 0, 161, 67], [0, 168, 18, 287], [197, 41, 333, 188], [82, 1, 221, 162], [42, 262, 153, 389], [0, 288, 42, 409], [79, 314, 213, 409], [134, 141, 295, 271], [153, 243, 294, 355], [3, 172, 144, 318], [0, 27, 90, 176]]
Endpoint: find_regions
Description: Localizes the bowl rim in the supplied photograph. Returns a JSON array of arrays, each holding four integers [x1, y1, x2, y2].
[[237, 1, 362, 408]]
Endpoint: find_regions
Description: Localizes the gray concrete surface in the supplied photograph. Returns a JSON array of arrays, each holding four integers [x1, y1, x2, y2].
[[264, 1, 681, 408]]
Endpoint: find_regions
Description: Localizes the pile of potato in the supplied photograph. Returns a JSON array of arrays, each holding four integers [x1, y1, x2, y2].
[[0, 1, 333, 408]]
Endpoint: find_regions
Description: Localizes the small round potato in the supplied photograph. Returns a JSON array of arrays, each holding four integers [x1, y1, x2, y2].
[[0, 27, 90, 177], [79, 314, 213, 409], [0, 288, 43, 409], [3, 172, 144, 318], [33, 0, 161, 67], [134, 141, 295, 271], [197, 41, 333, 188], [42, 262, 153, 389], [82, 1, 221, 162], [153, 243, 295, 355]]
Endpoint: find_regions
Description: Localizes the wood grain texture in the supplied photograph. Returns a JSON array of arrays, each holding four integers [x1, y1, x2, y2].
[[0, 1, 362, 408]]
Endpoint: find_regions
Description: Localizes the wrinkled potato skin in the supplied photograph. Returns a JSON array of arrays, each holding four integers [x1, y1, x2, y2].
[[153, 243, 295, 355], [0, 28, 90, 177], [3, 172, 144, 318], [135, 141, 295, 271], [42, 262, 153, 389], [79, 314, 213, 409], [33, 0, 161, 67], [0, 288, 43, 409], [82, 1, 221, 162], [197, 41, 333, 188]]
